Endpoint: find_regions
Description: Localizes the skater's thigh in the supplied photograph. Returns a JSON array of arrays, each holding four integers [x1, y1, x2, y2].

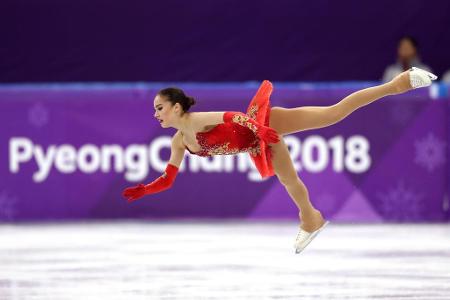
[[271, 136, 300, 186], [269, 106, 341, 135]]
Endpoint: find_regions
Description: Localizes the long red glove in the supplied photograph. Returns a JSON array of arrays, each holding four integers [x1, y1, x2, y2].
[[122, 164, 179, 203], [223, 111, 280, 144]]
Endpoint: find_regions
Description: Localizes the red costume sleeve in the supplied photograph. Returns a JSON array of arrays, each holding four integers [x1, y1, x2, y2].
[[223, 111, 280, 144], [122, 163, 179, 203]]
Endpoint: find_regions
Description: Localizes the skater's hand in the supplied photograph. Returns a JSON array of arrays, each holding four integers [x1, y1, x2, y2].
[[122, 183, 147, 202], [223, 111, 280, 144], [256, 125, 280, 144], [122, 164, 179, 203]]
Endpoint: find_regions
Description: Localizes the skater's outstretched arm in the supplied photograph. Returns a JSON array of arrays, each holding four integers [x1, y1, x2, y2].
[[122, 131, 185, 202], [191, 112, 226, 127]]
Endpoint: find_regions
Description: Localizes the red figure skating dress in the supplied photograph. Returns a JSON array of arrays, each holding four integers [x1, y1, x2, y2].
[[184, 80, 275, 178]]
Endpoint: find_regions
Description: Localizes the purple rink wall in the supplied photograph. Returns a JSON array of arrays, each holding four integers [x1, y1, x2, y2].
[[0, 83, 449, 223]]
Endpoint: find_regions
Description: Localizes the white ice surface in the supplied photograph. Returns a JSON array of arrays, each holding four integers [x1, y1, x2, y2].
[[0, 221, 449, 300]]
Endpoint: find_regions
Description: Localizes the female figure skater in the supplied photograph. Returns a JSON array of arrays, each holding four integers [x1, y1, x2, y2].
[[122, 67, 437, 254]]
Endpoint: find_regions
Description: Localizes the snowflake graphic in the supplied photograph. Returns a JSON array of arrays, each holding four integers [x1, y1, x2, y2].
[[414, 132, 446, 173], [377, 180, 424, 221], [0, 190, 18, 221], [28, 102, 49, 128]]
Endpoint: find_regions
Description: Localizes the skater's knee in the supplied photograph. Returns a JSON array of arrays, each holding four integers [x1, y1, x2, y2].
[[328, 104, 349, 123], [277, 173, 302, 188]]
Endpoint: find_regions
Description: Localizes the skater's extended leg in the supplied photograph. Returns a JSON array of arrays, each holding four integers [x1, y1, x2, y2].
[[269, 69, 427, 135]]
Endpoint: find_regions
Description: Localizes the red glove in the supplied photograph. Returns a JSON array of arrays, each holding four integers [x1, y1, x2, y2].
[[122, 164, 179, 203], [223, 111, 280, 144]]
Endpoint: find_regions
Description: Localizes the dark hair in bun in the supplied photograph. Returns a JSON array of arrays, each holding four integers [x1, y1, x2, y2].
[[158, 87, 196, 113]]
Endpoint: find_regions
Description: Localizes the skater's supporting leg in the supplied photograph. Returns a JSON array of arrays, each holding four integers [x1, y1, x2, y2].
[[270, 135, 325, 232]]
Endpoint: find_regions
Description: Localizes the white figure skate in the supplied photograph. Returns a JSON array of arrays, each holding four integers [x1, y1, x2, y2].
[[294, 220, 330, 254], [409, 67, 437, 89]]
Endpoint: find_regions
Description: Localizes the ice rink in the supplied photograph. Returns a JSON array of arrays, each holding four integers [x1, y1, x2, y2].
[[1, 221, 449, 300]]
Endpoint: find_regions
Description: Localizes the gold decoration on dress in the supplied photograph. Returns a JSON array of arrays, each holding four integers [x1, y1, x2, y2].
[[231, 114, 258, 134], [247, 104, 258, 119], [196, 141, 261, 157]]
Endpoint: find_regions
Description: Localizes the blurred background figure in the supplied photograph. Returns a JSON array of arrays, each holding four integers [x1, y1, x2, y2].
[[382, 36, 433, 82], [442, 69, 450, 83]]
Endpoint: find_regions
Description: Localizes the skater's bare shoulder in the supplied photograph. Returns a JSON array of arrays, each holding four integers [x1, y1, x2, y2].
[[171, 131, 185, 150], [190, 111, 225, 130]]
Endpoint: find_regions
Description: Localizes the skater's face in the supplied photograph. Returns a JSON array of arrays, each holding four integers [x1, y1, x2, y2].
[[153, 95, 182, 128]]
